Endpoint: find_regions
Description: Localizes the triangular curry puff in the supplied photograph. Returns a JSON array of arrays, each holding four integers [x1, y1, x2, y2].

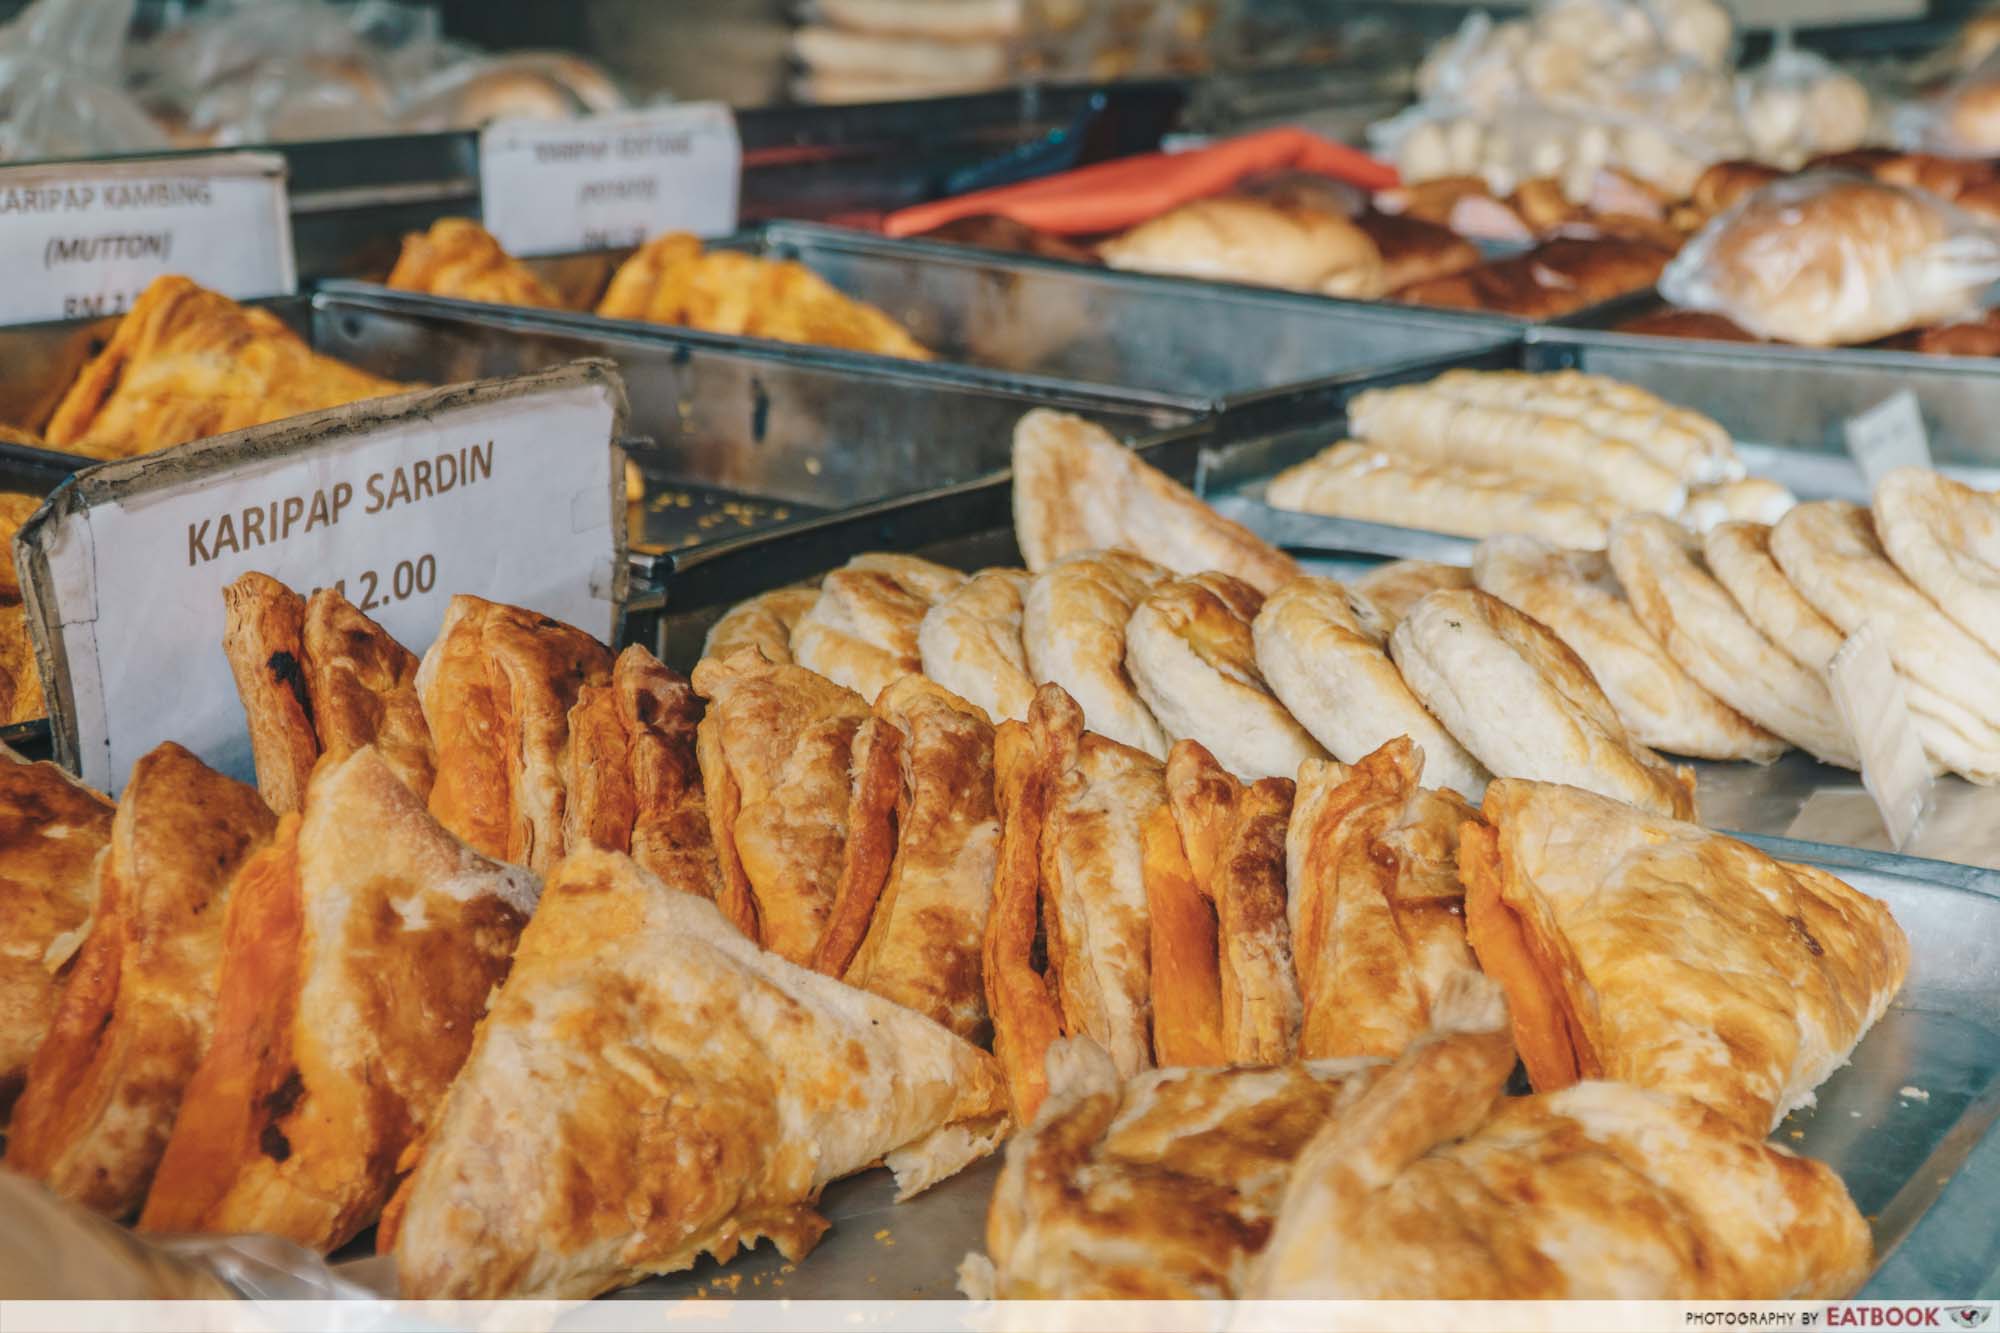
[[1164, 740, 1300, 1065], [1288, 737, 1482, 1060], [43, 276, 407, 461], [1462, 779, 1909, 1136], [222, 572, 318, 815], [417, 595, 612, 870], [381, 850, 1008, 1299], [691, 647, 871, 962], [826, 676, 1000, 1045], [966, 1035, 1385, 1299], [0, 755, 114, 1121], [5, 745, 275, 1217], [1011, 410, 1299, 594], [224, 573, 437, 812], [138, 748, 539, 1252], [561, 645, 717, 897], [1251, 973, 1872, 1299], [985, 685, 1171, 1119]]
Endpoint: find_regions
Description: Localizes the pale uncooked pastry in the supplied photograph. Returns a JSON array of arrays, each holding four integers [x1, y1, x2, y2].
[[917, 568, 1035, 724], [1425, 369, 1741, 486], [1347, 381, 1688, 514], [790, 555, 966, 702], [1872, 467, 2000, 659], [1472, 536, 1783, 762], [1124, 573, 1326, 783], [1350, 561, 1474, 635], [1388, 589, 1696, 819], [1252, 576, 1487, 798], [1684, 477, 1797, 531], [1264, 442, 1616, 550], [1609, 515, 1856, 768], [1012, 410, 1299, 594], [1703, 521, 1848, 673], [1022, 550, 1171, 758], [1771, 501, 2000, 782]]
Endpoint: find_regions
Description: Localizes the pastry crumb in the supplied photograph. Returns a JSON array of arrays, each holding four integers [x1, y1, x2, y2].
[[1899, 1085, 1930, 1102], [874, 1228, 891, 1241], [1788, 1129, 1804, 1139]]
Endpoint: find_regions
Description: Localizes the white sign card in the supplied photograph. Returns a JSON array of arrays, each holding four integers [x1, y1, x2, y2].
[[1843, 389, 1933, 491], [479, 103, 741, 256], [1827, 620, 1935, 850], [17, 361, 629, 793], [0, 151, 295, 326]]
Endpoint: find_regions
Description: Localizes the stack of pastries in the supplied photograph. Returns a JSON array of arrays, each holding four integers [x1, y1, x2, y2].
[[689, 408, 1907, 1300], [1264, 368, 1795, 550], [386, 218, 933, 361], [0, 404, 1933, 1300]]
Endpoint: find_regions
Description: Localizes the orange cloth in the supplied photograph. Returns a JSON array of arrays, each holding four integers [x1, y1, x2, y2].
[[883, 128, 1398, 238]]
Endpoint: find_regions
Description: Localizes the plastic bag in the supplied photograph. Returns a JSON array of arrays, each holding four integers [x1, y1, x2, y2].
[[1738, 40, 1874, 168], [1659, 171, 2000, 346], [1371, 95, 1723, 203], [0, 0, 166, 160], [1893, 46, 2000, 157]]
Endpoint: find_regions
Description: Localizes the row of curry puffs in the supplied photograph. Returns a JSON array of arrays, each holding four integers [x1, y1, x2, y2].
[[0, 554, 1910, 1302]]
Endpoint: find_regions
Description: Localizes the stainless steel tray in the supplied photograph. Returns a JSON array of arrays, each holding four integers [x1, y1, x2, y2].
[[1182, 341, 2000, 870], [630, 479, 2000, 1301], [345, 220, 1519, 430], [1529, 318, 2000, 465], [0, 287, 1195, 563]]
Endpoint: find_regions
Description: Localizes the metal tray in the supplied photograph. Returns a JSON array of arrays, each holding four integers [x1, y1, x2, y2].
[[625, 478, 2000, 1301], [37, 81, 1186, 284], [1549, 296, 2000, 457], [0, 287, 1195, 563], [1181, 338, 2000, 870], [346, 220, 1518, 431]]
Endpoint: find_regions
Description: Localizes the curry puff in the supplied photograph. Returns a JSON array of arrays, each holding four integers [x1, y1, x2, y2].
[[5, 745, 274, 1218], [561, 644, 718, 896], [417, 594, 613, 872], [223, 573, 436, 813], [382, 850, 1008, 1299], [43, 276, 407, 461], [691, 647, 872, 962], [1462, 779, 1909, 1136], [1252, 977, 1873, 1299], [0, 753, 114, 1121], [137, 748, 537, 1252]]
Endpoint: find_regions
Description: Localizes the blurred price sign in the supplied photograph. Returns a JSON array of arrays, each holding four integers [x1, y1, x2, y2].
[[0, 151, 294, 325], [480, 103, 740, 256]]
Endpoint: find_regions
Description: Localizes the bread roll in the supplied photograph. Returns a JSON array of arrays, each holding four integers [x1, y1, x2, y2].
[[1100, 197, 1386, 299]]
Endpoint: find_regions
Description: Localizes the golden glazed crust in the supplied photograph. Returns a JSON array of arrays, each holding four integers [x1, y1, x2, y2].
[[385, 218, 563, 309], [383, 850, 1006, 1299], [1022, 548, 1171, 758], [222, 573, 318, 815], [0, 757, 113, 1119], [596, 232, 933, 360], [4, 745, 275, 1217], [138, 749, 536, 1251], [1461, 778, 1908, 1135], [1287, 738, 1480, 1061], [44, 277, 407, 460], [691, 648, 871, 964], [1254, 986, 1873, 1298], [1164, 741, 1300, 1065], [974, 1040, 1384, 1298], [302, 587, 436, 799], [840, 677, 1000, 1044], [481, 605, 614, 872], [417, 596, 512, 859], [1099, 196, 1387, 298], [703, 585, 821, 666]]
